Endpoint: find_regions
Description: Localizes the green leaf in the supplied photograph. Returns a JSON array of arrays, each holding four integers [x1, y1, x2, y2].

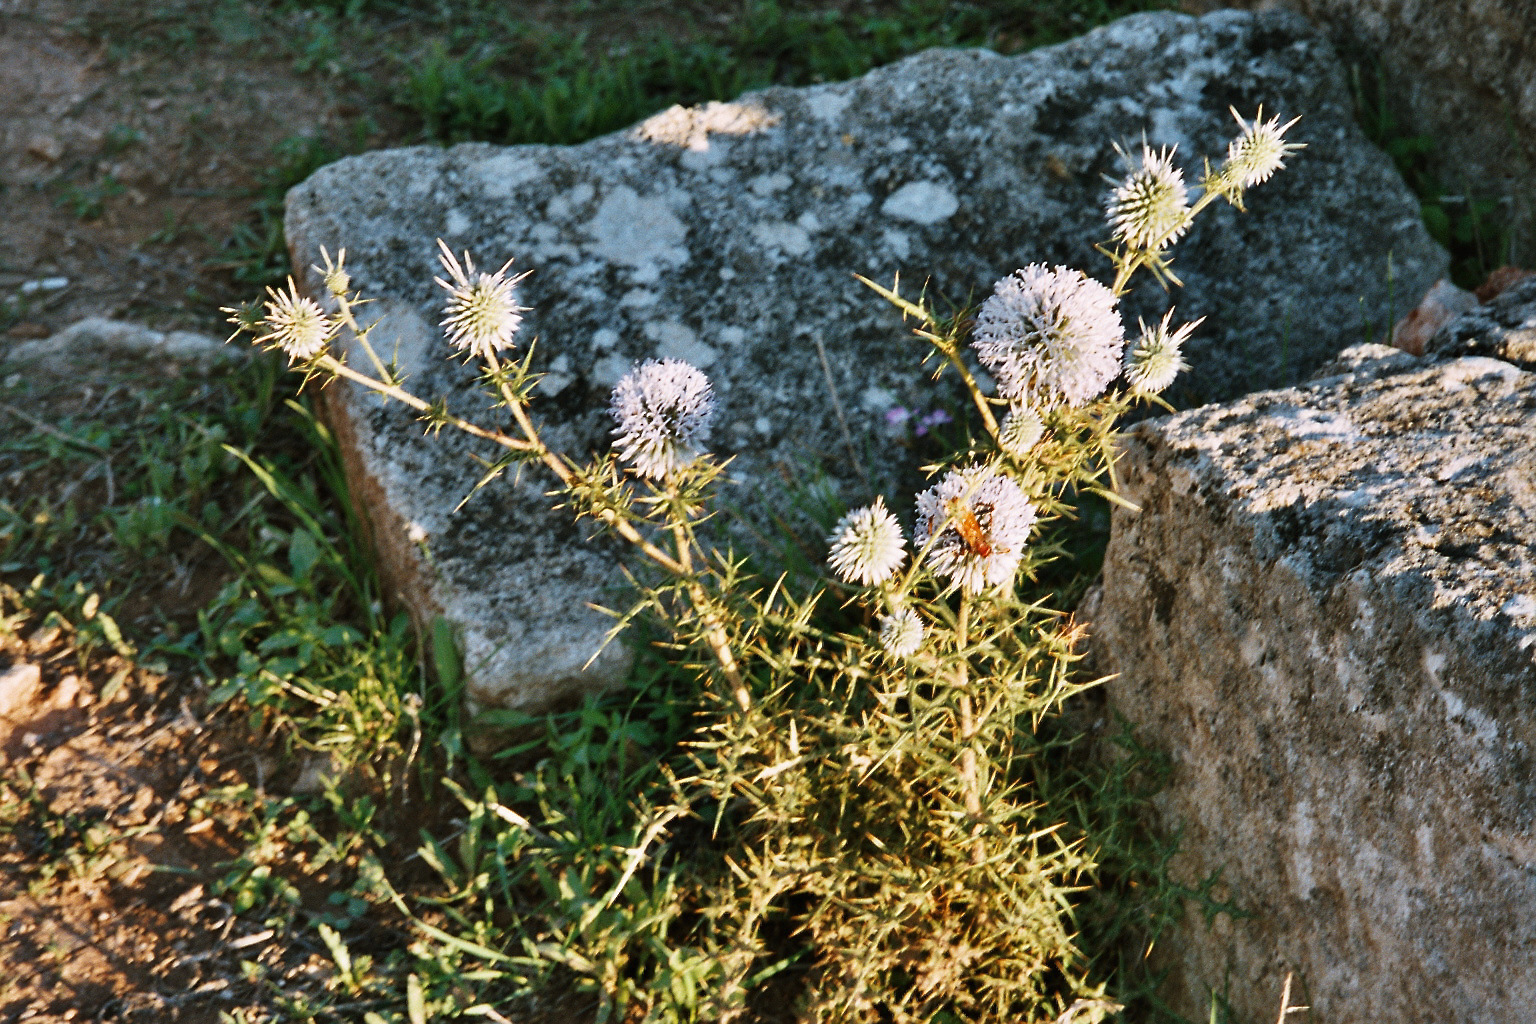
[[289, 527, 322, 583], [432, 616, 461, 691], [317, 921, 353, 978], [99, 664, 132, 702]]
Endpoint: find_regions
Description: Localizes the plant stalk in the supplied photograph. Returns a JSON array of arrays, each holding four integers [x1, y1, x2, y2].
[[955, 596, 984, 865]]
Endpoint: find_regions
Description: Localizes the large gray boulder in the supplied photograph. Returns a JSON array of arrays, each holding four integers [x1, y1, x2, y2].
[[286, 7, 1444, 712], [1219, 0, 1535, 262], [1088, 335, 1536, 1019]]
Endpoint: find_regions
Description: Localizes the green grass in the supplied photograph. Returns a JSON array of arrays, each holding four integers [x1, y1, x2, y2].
[[220, 121, 378, 287], [391, 0, 1175, 147]]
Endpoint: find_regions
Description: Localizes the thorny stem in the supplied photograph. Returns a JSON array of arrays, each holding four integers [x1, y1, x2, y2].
[[329, 340, 749, 707], [327, 344, 750, 705], [667, 481, 750, 713], [937, 333, 1002, 438], [317, 354, 539, 454], [955, 596, 985, 866], [1108, 188, 1225, 297], [333, 290, 395, 384], [474, 350, 686, 577], [853, 275, 1003, 438]]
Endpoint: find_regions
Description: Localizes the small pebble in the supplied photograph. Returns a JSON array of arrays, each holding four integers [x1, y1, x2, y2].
[[25, 135, 63, 162], [19, 277, 69, 295]]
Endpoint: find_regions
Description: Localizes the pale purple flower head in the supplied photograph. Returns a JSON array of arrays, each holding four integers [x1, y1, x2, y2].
[[970, 264, 1126, 409], [610, 358, 715, 478], [913, 467, 1037, 593], [1105, 142, 1190, 251], [878, 606, 925, 658]]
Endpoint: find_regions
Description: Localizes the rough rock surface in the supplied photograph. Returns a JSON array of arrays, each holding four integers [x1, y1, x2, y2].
[[1219, 0, 1536, 260], [2, 318, 244, 376], [1389, 277, 1475, 356], [1090, 342, 1536, 1021], [286, 8, 1445, 711]]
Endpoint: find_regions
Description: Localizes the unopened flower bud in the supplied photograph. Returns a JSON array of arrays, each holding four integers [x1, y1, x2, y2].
[[1125, 310, 1201, 395], [1221, 106, 1303, 191]]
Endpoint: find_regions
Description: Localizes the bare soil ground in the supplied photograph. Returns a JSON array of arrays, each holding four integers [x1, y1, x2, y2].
[[1, 6, 406, 1018], [0, 638, 281, 1022], [1, 1, 384, 338]]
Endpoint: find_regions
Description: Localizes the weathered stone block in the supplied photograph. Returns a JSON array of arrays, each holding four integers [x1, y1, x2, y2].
[[1090, 344, 1536, 1021], [286, 8, 1445, 711], [1427, 275, 1536, 368]]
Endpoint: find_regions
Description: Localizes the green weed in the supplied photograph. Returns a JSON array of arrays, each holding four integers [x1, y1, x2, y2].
[[54, 173, 126, 221]]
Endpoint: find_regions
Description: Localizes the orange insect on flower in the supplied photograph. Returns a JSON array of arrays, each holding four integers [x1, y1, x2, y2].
[[946, 498, 995, 558]]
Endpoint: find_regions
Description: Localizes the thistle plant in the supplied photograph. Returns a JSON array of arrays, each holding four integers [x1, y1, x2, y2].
[[225, 107, 1300, 1024]]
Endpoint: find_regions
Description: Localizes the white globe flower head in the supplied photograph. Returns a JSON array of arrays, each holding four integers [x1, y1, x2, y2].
[[1105, 142, 1190, 251], [878, 606, 925, 658], [1223, 106, 1304, 189], [914, 467, 1037, 593], [827, 496, 906, 587], [257, 277, 336, 363], [998, 406, 1045, 458], [610, 358, 716, 479], [971, 264, 1126, 409], [1125, 310, 1202, 395], [435, 239, 531, 360]]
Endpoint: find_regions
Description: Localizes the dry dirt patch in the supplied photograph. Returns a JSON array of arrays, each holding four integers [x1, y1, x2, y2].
[[2, 1, 378, 339]]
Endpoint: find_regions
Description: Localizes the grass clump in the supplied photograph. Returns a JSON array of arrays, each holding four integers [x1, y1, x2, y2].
[[1352, 63, 1522, 287], [393, 0, 1175, 148]]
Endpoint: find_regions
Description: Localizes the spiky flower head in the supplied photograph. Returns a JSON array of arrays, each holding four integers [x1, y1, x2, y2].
[[1125, 310, 1202, 395], [610, 358, 715, 478], [254, 277, 336, 362], [1222, 106, 1303, 189], [914, 467, 1037, 593], [971, 265, 1126, 409], [222, 300, 264, 341], [435, 239, 530, 360], [878, 606, 925, 658], [998, 406, 1045, 458], [1105, 143, 1190, 251], [827, 497, 906, 586]]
